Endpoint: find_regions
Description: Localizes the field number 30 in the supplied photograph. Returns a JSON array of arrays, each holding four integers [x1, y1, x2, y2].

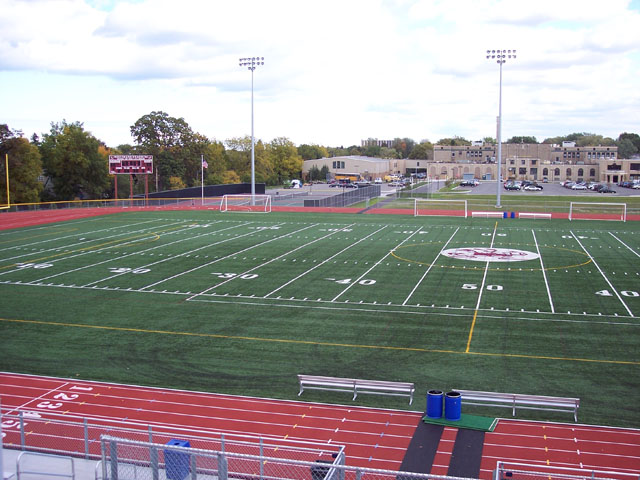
[[462, 284, 503, 291]]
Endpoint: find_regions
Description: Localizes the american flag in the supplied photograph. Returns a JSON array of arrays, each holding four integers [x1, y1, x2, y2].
[[202, 159, 208, 169]]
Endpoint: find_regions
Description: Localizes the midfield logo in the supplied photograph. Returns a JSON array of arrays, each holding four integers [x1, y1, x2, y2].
[[442, 247, 539, 262]]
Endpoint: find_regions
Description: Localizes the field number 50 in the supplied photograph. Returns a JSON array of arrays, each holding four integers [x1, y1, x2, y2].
[[462, 284, 503, 291]]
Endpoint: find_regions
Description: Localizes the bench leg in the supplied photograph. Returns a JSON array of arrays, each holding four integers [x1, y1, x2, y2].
[[298, 386, 304, 396]]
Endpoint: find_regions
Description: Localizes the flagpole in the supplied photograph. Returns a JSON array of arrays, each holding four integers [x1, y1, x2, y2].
[[201, 154, 204, 206]]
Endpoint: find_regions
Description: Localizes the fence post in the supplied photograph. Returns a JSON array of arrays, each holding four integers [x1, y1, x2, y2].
[[148, 424, 153, 443], [220, 434, 225, 453], [19, 411, 25, 450], [110, 440, 119, 480], [217, 453, 228, 480], [150, 445, 159, 480], [259, 437, 264, 480], [84, 418, 89, 459], [190, 453, 197, 480], [355, 469, 362, 480]]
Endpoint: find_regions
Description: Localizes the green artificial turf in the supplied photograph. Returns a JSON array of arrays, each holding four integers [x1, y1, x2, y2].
[[0, 210, 638, 428]]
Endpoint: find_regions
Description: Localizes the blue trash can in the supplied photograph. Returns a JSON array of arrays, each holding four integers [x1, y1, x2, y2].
[[445, 391, 461, 421], [503, 211, 508, 218], [510, 211, 516, 219], [165, 439, 191, 480], [426, 390, 443, 418]]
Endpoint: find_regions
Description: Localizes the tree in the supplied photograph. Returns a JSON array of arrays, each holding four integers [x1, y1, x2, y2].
[[364, 144, 382, 157], [617, 132, 640, 156], [507, 136, 538, 144], [379, 147, 400, 159], [0, 125, 43, 204], [392, 138, 416, 158], [307, 165, 321, 181], [482, 136, 496, 144], [408, 141, 433, 160], [616, 138, 638, 159], [130, 111, 194, 153], [298, 144, 328, 160], [39, 121, 109, 200], [130, 111, 201, 191], [436, 136, 471, 146], [267, 137, 302, 183], [319, 165, 329, 181]]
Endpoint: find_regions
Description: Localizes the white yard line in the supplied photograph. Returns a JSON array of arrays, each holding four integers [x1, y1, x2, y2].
[[532, 229, 555, 313], [402, 227, 459, 306], [473, 223, 498, 311], [82, 222, 252, 287], [571, 231, 634, 317], [203, 224, 362, 294], [608, 232, 640, 258], [263, 225, 387, 298], [174, 223, 320, 300], [0, 219, 178, 264], [0, 218, 163, 255], [331, 227, 424, 303], [24, 222, 240, 284]]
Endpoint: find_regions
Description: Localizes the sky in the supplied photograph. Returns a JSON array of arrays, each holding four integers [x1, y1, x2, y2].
[[1, 0, 640, 149]]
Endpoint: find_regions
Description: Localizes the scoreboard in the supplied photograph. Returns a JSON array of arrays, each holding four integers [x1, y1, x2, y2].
[[109, 155, 153, 174]]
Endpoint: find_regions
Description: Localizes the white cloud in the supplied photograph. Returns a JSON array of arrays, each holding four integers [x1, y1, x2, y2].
[[0, 0, 639, 147]]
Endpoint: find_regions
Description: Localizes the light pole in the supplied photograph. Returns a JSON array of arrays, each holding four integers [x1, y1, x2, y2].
[[486, 49, 516, 208], [239, 56, 265, 204]]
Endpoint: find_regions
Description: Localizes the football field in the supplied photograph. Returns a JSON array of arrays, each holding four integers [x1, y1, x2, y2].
[[0, 210, 638, 428]]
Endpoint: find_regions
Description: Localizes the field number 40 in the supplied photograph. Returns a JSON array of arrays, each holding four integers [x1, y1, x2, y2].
[[462, 284, 503, 291], [596, 290, 639, 297]]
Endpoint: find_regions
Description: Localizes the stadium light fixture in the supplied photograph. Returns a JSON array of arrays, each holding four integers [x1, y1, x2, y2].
[[486, 49, 516, 208], [239, 57, 265, 204]]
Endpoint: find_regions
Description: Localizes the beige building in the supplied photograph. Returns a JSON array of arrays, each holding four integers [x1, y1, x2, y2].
[[304, 144, 640, 184]]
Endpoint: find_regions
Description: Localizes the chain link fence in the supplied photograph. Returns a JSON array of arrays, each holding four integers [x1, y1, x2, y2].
[[304, 185, 381, 208], [0, 408, 342, 464], [493, 462, 639, 480], [99, 436, 477, 480]]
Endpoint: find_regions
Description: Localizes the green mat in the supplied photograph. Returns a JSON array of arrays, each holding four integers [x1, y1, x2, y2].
[[422, 413, 498, 432]]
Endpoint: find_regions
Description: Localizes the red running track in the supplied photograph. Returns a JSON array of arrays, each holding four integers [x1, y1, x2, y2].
[[1, 372, 639, 477]]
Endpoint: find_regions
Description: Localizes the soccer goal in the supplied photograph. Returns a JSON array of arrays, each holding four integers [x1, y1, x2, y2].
[[220, 194, 272, 213], [414, 198, 467, 218], [569, 202, 626, 222]]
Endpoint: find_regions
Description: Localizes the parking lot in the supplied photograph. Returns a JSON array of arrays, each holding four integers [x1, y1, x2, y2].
[[455, 181, 640, 197]]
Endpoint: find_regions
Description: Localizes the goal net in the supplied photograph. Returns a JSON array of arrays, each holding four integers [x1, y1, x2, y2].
[[415, 198, 467, 218], [569, 202, 626, 222], [220, 194, 272, 213]]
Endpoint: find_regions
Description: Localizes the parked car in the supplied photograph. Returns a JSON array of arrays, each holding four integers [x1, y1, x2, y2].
[[571, 184, 587, 190], [374, 178, 383, 184], [524, 184, 543, 191], [598, 186, 616, 193], [388, 181, 405, 187], [633, 183, 640, 189], [504, 183, 520, 191], [460, 179, 479, 187]]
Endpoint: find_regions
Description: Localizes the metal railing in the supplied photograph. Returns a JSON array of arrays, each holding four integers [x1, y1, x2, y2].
[[494, 461, 640, 480], [15, 451, 75, 480], [100, 436, 477, 480], [0, 408, 342, 465]]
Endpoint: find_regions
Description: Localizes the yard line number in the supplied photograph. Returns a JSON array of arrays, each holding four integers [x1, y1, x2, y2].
[[462, 284, 504, 291], [596, 290, 639, 297], [326, 278, 377, 285], [211, 272, 259, 280]]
